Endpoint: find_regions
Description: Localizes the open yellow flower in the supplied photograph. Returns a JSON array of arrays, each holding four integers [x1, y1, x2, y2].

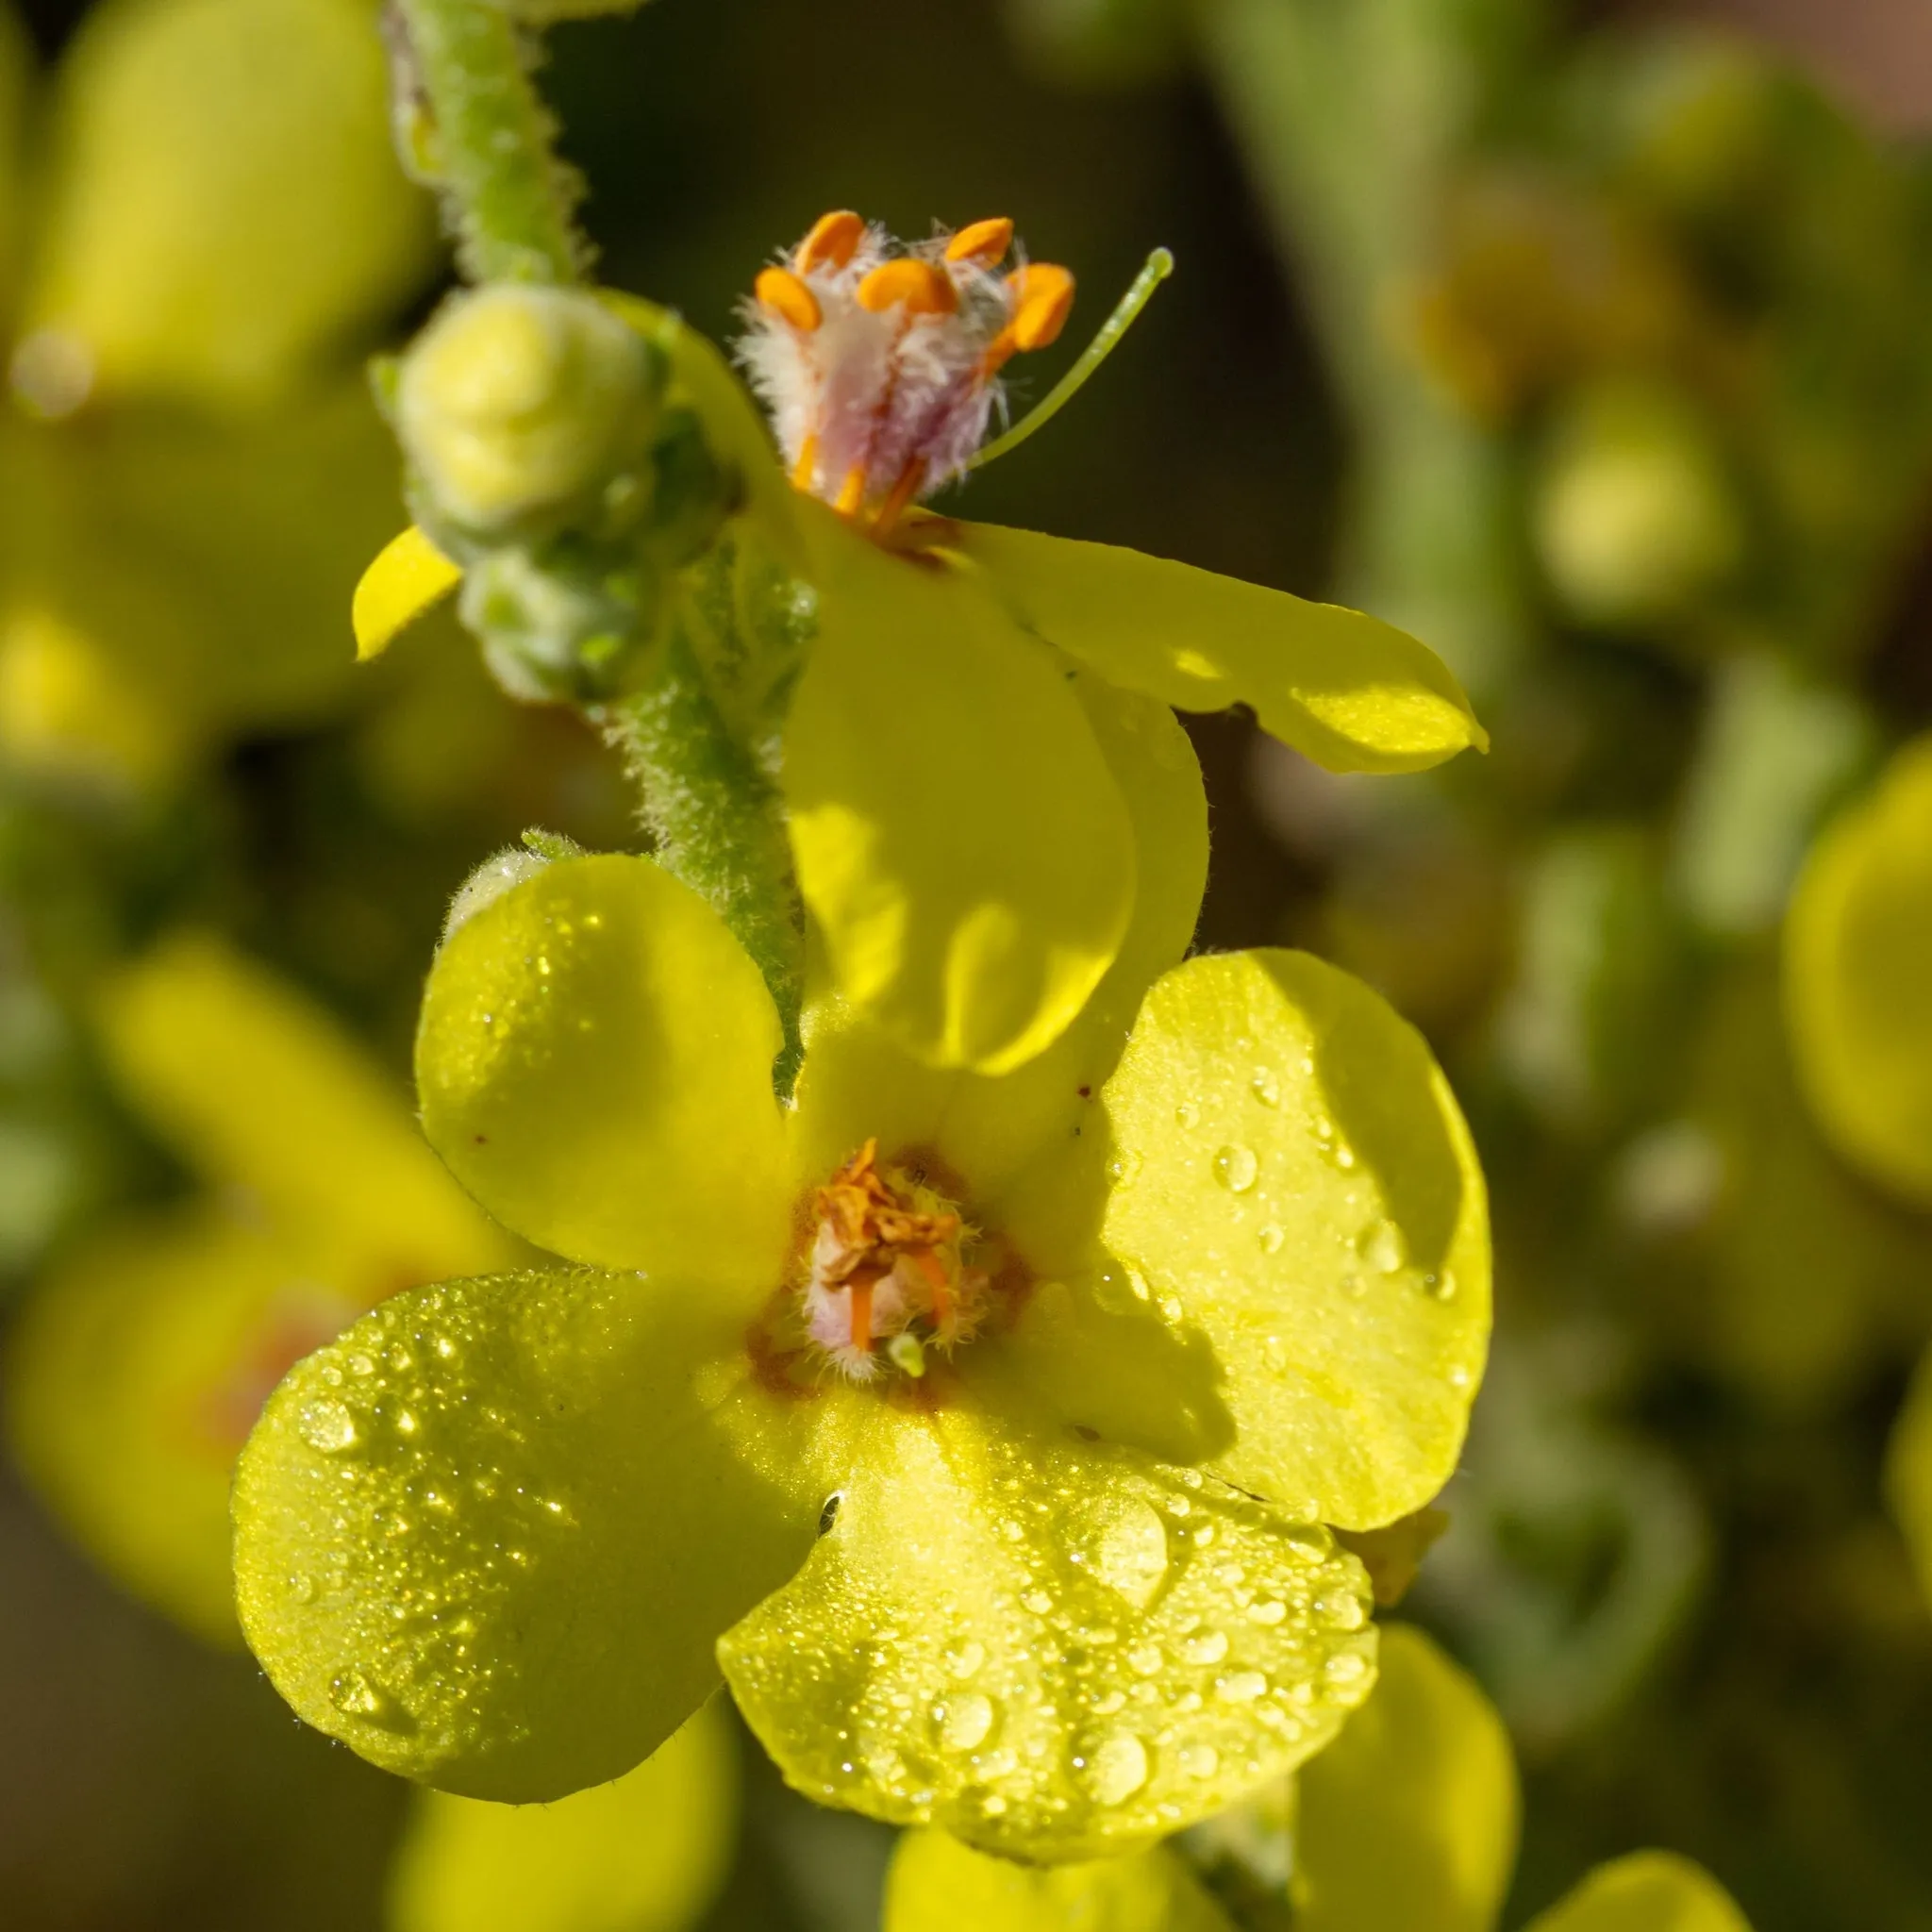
[[357, 221, 1485, 1074], [887, 1626, 1753, 1931], [233, 675, 1488, 1860], [0, 0, 429, 791], [6, 931, 514, 1641]]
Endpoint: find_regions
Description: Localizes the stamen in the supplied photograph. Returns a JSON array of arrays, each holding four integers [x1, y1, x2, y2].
[[856, 258, 959, 317], [755, 266, 823, 332], [791, 431, 820, 492], [797, 209, 865, 274], [849, 1273, 876, 1351], [872, 458, 928, 539], [969, 245, 1174, 473], [946, 217, 1015, 266], [835, 465, 868, 516], [983, 264, 1076, 375]]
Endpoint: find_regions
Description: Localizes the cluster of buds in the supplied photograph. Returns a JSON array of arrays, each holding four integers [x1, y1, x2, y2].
[[738, 210, 1076, 536], [802, 1140, 992, 1381], [390, 284, 734, 703]]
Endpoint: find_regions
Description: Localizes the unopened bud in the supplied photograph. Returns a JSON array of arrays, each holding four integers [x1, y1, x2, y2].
[[398, 285, 660, 535]]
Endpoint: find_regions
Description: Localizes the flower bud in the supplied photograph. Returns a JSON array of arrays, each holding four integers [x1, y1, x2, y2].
[[397, 285, 661, 536], [460, 543, 661, 704]]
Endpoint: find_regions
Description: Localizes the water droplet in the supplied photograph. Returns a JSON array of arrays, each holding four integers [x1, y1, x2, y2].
[[1214, 1145, 1258, 1192], [1022, 1589, 1053, 1616], [1250, 1068, 1280, 1108], [1360, 1220, 1406, 1274], [1248, 1598, 1288, 1625], [298, 1399, 358, 1455], [1325, 1650, 1370, 1685], [288, 1572, 316, 1605], [434, 1336, 458, 1359], [1127, 1643, 1163, 1675], [1336, 1145, 1357, 1170], [1427, 1269, 1458, 1302], [1178, 1628, 1228, 1665], [1174, 1101, 1200, 1130], [1257, 1224, 1284, 1256], [1449, 1365, 1473, 1389], [1080, 1498, 1170, 1608], [1158, 1294, 1184, 1323], [328, 1667, 384, 1717], [1216, 1671, 1268, 1703], [938, 1692, 995, 1752], [945, 1640, 986, 1679], [1261, 1335, 1289, 1372], [1179, 1743, 1220, 1778], [1317, 1590, 1367, 1630], [1084, 1731, 1149, 1805], [346, 1352, 375, 1378], [394, 1408, 421, 1437]]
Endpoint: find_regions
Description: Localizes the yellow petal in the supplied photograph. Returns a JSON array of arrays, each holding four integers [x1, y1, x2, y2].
[[355, 527, 462, 662], [1012, 950, 1490, 1529], [1785, 733, 1932, 1207], [951, 524, 1486, 774], [415, 853, 791, 1279], [388, 1700, 738, 1932], [20, 0, 430, 408], [720, 1401, 1378, 1862], [98, 931, 511, 1274], [790, 670, 1206, 1207], [235, 1268, 818, 1798], [885, 1829, 1237, 1932], [786, 504, 1137, 1074], [1523, 1852, 1753, 1932], [7, 1201, 368, 1646], [1292, 1624, 1519, 1932]]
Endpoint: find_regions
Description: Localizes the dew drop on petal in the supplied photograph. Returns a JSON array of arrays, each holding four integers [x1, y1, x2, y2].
[[288, 1572, 316, 1606], [1325, 1649, 1370, 1685], [1257, 1224, 1285, 1257], [938, 1692, 995, 1752], [1080, 1497, 1171, 1608], [298, 1399, 358, 1454], [1216, 1671, 1269, 1703], [1360, 1220, 1407, 1274], [1427, 1269, 1459, 1302], [1179, 1743, 1220, 1778], [1177, 1628, 1229, 1665], [945, 1640, 986, 1680], [1213, 1145, 1258, 1192], [1250, 1068, 1280, 1108], [1316, 1590, 1367, 1630], [328, 1667, 384, 1717], [1084, 1731, 1149, 1805], [1174, 1101, 1200, 1130]]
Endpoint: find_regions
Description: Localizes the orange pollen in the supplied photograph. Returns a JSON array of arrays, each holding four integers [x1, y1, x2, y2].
[[755, 266, 822, 332], [984, 261, 1076, 374], [856, 258, 959, 318], [796, 208, 865, 274], [946, 216, 1015, 266]]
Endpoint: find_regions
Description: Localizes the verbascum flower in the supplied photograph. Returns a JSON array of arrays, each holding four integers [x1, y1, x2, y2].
[[388, 1700, 735, 1932], [358, 212, 1487, 1074], [6, 932, 515, 1641], [887, 1626, 1754, 1930], [1782, 737, 1932, 1608], [233, 690, 1490, 1859], [0, 0, 430, 791]]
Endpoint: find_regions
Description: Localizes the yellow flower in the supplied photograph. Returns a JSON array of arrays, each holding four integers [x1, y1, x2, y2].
[[0, 0, 430, 791], [6, 931, 514, 1641]]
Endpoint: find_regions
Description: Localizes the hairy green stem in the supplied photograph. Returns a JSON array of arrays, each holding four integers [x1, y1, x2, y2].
[[605, 637, 806, 1094], [394, 0, 581, 284]]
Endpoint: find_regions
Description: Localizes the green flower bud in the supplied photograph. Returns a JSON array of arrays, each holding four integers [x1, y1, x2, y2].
[[398, 285, 662, 537], [460, 542, 662, 704]]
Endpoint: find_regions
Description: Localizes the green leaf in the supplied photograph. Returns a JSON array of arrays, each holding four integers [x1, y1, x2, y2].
[[1006, 949, 1490, 1530], [785, 503, 1137, 1074], [720, 1399, 1377, 1862], [415, 854, 791, 1278], [1292, 1624, 1519, 1932], [951, 524, 1486, 774], [389, 1699, 738, 1932], [234, 1267, 819, 1799], [885, 1828, 1236, 1932], [1522, 1852, 1753, 1932]]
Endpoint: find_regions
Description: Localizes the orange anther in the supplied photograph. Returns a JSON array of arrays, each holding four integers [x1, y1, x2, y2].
[[796, 209, 865, 274], [755, 266, 822, 332], [856, 258, 959, 318], [791, 432, 820, 493], [1007, 263, 1075, 352], [946, 217, 1015, 266], [835, 465, 869, 517]]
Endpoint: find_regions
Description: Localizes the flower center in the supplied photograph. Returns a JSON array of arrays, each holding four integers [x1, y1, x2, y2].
[[799, 1138, 992, 1382], [736, 210, 1075, 540]]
